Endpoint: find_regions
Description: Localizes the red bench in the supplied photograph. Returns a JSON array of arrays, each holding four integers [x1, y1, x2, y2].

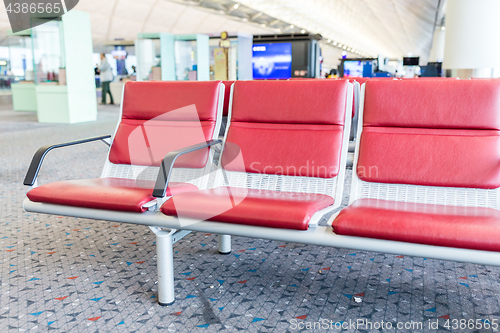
[[23, 81, 225, 304], [331, 78, 500, 260], [25, 81, 224, 212], [153, 79, 353, 304], [27, 78, 500, 308], [162, 80, 352, 230], [23, 79, 353, 306]]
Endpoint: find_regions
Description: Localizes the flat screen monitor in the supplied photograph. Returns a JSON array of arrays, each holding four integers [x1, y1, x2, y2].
[[426, 62, 443, 77], [252, 43, 292, 79], [403, 57, 419, 66], [112, 50, 127, 60], [420, 65, 439, 77], [343, 61, 364, 77]]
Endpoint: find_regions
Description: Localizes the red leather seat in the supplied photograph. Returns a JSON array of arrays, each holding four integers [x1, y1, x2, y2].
[[26, 81, 223, 213], [161, 79, 350, 229], [27, 178, 198, 213], [108, 81, 220, 168], [221, 80, 348, 177], [161, 187, 333, 230], [333, 199, 500, 252], [357, 79, 500, 189], [332, 79, 500, 252]]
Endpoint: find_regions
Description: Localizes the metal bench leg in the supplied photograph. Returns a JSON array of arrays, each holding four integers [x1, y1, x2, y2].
[[150, 227, 175, 306], [218, 234, 231, 254]]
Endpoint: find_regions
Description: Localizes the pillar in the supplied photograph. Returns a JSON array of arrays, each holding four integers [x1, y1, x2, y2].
[[443, 0, 500, 78]]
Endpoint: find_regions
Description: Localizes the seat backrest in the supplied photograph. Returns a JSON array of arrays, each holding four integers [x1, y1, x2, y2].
[[351, 79, 500, 208], [400, 77, 459, 80], [102, 81, 224, 187], [216, 79, 353, 212]]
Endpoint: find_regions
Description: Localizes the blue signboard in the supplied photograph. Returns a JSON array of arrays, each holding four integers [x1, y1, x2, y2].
[[252, 43, 292, 79], [343, 61, 363, 77], [343, 60, 374, 78]]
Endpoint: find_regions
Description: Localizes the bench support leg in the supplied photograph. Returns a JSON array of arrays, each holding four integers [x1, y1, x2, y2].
[[150, 227, 175, 306], [218, 234, 231, 254]]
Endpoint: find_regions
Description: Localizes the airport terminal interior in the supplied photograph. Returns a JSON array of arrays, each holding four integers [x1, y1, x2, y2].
[[2, 0, 500, 332]]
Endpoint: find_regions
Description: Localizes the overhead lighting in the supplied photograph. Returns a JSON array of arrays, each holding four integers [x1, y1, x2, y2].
[[233, 3, 239, 9], [301, 29, 306, 34], [347, 48, 351, 51], [327, 39, 331, 43], [290, 24, 294, 29], [333, 41, 337, 45], [441, 26, 446, 30], [343, 46, 347, 49], [338, 43, 342, 47]]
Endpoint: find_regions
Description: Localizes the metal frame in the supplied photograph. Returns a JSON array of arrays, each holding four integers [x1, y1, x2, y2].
[[349, 81, 360, 143], [22, 201, 500, 268], [23, 135, 112, 187], [349, 82, 367, 203], [149, 227, 192, 305], [152, 139, 222, 198]]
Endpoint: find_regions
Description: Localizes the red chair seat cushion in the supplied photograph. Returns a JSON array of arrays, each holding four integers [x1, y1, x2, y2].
[[161, 187, 334, 230], [27, 178, 198, 213], [332, 199, 500, 252]]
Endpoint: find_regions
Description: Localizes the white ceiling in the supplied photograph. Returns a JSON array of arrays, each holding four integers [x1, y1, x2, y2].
[[74, 0, 277, 45], [0, 0, 444, 65], [238, 0, 444, 61], [0, 0, 274, 46]]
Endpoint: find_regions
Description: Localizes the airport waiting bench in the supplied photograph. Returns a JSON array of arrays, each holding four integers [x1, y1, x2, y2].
[[151, 78, 500, 305], [23, 78, 500, 307], [23, 80, 226, 303], [331, 78, 500, 258], [23, 79, 353, 305]]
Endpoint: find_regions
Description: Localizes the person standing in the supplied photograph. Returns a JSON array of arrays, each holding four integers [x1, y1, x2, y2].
[[99, 53, 114, 105]]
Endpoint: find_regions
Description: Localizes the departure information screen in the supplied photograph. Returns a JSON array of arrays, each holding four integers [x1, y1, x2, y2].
[[252, 43, 292, 79]]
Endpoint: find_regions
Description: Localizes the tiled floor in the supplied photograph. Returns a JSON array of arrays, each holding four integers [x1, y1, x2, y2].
[[1, 95, 500, 332]]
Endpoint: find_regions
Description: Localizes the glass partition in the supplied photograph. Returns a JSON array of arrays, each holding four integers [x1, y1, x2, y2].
[[135, 33, 207, 82], [31, 20, 65, 84], [136, 38, 161, 81], [175, 40, 198, 81], [7, 32, 34, 82]]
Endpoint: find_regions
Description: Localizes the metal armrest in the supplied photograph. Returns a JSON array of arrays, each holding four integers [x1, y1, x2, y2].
[[23, 135, 112, 186], [152, 139, 222, 198]]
